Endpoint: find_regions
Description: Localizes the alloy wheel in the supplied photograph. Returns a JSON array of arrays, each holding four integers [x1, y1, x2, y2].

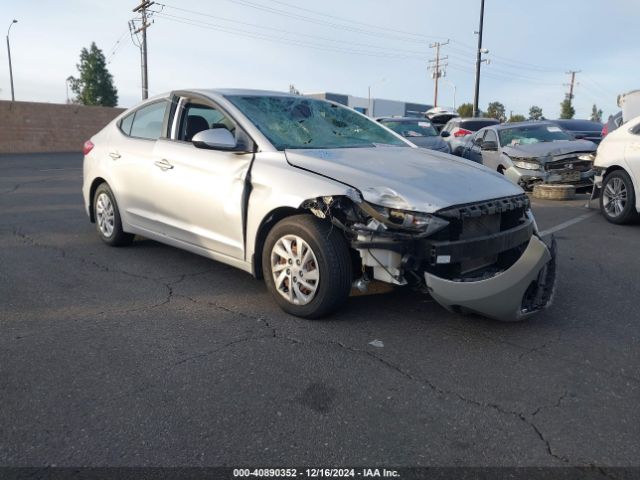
[[96, 192, 115, 237], [270, 235, 320, 305], [603, 177, 627, 218]]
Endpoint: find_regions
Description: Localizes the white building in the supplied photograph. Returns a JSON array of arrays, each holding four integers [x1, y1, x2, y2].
[[306, 92, 432, 118]]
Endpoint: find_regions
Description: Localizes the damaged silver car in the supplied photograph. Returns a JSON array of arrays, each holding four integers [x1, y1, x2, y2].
[[460, 121, 597, 190], [82, 89, 556, 321]]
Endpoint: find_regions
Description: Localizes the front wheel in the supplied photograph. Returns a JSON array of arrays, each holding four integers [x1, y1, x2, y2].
[[262, 214, 352, 318], [600, 170, 638, 224]]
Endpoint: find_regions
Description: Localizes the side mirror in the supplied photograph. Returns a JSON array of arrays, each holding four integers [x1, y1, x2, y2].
[[481, 140, 498, 151], [473, 136, 484, 145], [440, 130, 451, 138], [192, 128, 239, 151]]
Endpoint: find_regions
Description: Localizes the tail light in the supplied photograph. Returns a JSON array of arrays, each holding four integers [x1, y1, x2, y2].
[[83, 140, 95, 155], [601, 125, 608, 138], [454, 128, 472, 137]]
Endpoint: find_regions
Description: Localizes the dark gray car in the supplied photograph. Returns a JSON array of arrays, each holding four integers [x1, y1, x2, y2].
[[460, 121, 597, 190], [377, 117, 450, 153], [549, 119, 603, 145]]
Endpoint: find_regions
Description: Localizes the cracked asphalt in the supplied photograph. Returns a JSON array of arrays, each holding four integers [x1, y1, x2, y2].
[[1, 153, 639, 469]]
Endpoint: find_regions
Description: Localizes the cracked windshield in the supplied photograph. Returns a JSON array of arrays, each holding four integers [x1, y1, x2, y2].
[[227, 95, 407, 150], [498, 124, 573, 146]]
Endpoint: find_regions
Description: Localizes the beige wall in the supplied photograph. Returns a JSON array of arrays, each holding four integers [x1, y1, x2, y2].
[[0, 100, 124, 154]]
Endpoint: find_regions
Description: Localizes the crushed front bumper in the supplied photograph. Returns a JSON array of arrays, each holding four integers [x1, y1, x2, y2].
[[505, 166, 594, 189], [424, 235, 556, 322]]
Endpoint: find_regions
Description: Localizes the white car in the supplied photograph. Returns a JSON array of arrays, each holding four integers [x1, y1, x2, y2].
[[593, 115, 640, 224], [82, 89, 556, 321]]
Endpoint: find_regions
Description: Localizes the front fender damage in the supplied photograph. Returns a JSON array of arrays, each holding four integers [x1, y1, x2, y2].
[[300, 191, 557, 321]]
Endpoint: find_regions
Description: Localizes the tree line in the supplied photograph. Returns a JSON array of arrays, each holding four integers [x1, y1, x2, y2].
[[456, 99, 603, 123]]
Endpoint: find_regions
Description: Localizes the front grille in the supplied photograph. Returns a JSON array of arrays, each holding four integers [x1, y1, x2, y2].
[[545, 158, 592, 173], [425, 194, 532, 279], [459, 214, 500, 273]]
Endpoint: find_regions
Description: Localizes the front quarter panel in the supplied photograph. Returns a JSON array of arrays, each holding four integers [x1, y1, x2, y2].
[[245, 151, 353, 268]]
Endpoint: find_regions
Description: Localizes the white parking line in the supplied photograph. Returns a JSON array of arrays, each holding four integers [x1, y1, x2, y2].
[[538, 211, 598, 237]]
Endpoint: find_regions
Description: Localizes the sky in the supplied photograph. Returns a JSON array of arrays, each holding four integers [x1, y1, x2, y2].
[[1, 0, 638, 120]]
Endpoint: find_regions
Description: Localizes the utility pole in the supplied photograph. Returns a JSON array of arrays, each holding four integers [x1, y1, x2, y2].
[[428, 40, 448, 108], [472, 0, 485, 117], [132, 1, 154, 99], [564, 70, 580, 103]]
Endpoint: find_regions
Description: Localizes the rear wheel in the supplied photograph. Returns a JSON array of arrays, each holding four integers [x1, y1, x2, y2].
[[600, 170, 638, 224], [262, 214, 352, 318], [93, 183, 134, 246]]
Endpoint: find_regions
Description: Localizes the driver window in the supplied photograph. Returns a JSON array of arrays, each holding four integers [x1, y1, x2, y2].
[[473, 130, 486, 145], [484, 130, 498, 143], [178, 103, 235, 142]]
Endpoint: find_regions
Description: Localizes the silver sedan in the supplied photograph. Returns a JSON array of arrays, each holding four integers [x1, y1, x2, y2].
[[83, 89, 556, 321]]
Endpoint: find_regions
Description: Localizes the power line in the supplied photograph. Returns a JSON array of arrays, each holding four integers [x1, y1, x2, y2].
[[152, 12, 430, 60]]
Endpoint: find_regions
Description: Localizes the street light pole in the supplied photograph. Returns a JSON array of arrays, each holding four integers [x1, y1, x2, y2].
[[6, 19, 17, 102], [472, 0, 485, 117]]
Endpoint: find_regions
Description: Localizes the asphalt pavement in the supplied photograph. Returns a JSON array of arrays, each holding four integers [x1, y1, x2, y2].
[[1, 153, 638, 471]]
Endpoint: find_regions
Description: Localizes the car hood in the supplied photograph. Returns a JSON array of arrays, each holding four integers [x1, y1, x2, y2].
[[406, 136, 448, 150], [284, 146, 522, 213], [502, 140, 597, 160]]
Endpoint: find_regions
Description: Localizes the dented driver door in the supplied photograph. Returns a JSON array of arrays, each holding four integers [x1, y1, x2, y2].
[[151, 138, 252, 260]]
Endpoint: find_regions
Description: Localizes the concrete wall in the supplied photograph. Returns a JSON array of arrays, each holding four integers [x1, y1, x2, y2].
[[0, 100, 124, 154]]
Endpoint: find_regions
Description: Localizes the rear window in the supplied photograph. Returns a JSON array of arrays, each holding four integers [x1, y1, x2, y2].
[[460, 119, 499, 131]]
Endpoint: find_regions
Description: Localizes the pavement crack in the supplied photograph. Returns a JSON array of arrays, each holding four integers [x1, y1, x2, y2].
[[274, 333, 572, 465]]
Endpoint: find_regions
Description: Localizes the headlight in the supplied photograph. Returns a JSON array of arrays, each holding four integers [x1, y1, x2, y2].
[[512, 159, 541, 170], [376, 206, 449, 235], [578, 154, 595, 162]]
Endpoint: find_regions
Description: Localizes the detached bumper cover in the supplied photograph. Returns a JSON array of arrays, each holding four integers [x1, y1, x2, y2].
[[505, 166, 594, 187], [424, 235, 557, 322]]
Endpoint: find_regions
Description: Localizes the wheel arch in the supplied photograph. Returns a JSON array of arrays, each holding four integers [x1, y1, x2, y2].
[[88, 177, 108, 223], [252, 206, 305, 279]]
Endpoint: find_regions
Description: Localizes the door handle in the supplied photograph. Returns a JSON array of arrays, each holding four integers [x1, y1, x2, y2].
[[154, 159, 174, 171], [109, 152, 121, 160]]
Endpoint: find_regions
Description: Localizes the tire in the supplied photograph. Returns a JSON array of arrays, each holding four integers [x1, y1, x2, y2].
[[599, 170, 639, 224], [93, 183, 134, 246], [262, 214, 352, 319]]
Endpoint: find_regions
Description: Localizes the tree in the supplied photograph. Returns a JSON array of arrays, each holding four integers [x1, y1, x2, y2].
[[508, 114, 526, 123], [528, 105, 544, 120], [457, 103, 474, 117], [486, 101, 506, 122], [68, 42, 118, 107], [559, 99, 575, 119], [590, 104, 603, 122]]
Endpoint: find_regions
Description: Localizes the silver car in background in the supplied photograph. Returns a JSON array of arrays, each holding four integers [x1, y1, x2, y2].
[[83, 89, 556, 321], [441, 117, 500, 155], [460, 121, 597, 190]]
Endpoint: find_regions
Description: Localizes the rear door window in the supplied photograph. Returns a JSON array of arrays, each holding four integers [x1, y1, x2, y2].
[[129, 101, 167, 140], [119, 113, 134, 135]]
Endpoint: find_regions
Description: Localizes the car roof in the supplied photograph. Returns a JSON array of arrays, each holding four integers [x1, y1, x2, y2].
[[550, 119, 603, 128], [376, 117, 432, 122], [494, 120, 554, 130], [454, 117, 500, 122], [191, 88, 301, 98]]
